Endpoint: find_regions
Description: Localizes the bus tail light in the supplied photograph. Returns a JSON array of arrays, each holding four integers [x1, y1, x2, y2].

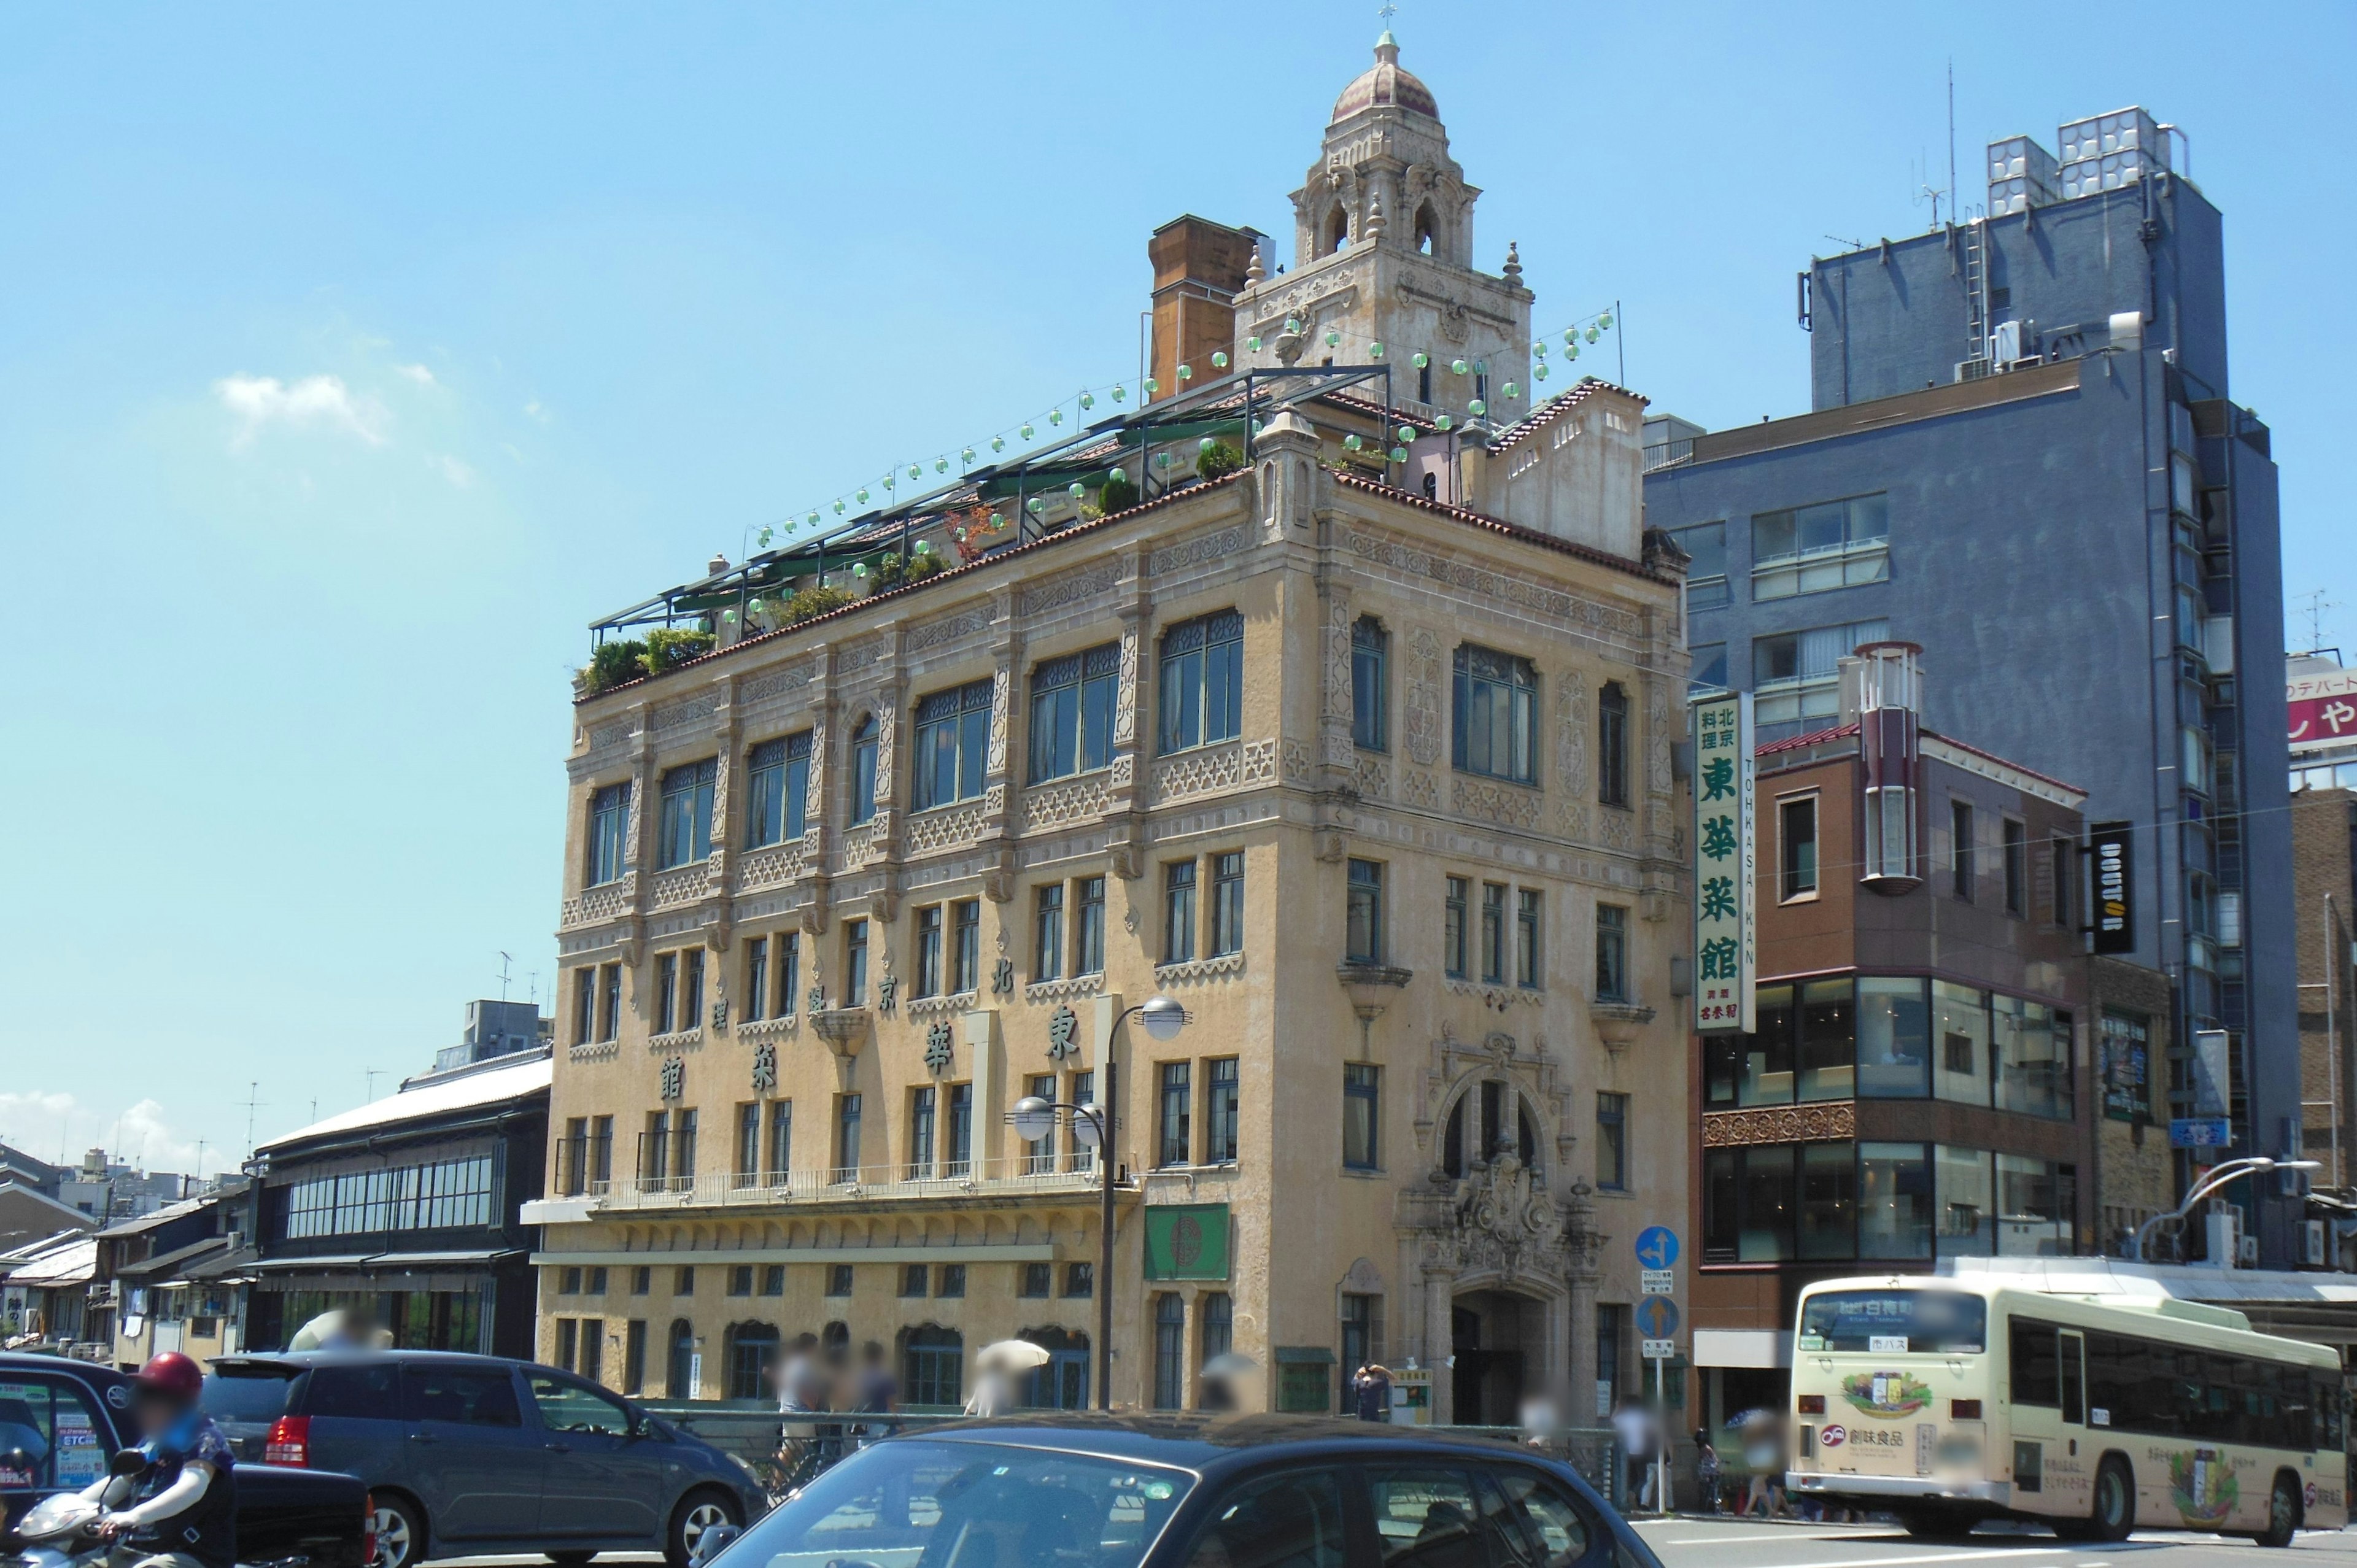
[[1951, 1399, 1983, 1421], [1797, 1394, 1825, 1414], [1798, 1424, 1816, 1458], [264, 1415, 311, 1467]]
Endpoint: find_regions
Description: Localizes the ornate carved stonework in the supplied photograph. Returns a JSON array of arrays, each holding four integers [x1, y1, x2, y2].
[[1148, 527, 1249, 577], [1401, 768, 1440, 810], [741, 662, 813, 704], [1347, 534, 1644, 646], [1021, 566, 1118, 618], [1021, 773, 1110, 833], [1703, 1102, 1857, 1147], [1450, 776, 1541, 832], [1113, 622, 1142, 749], [907, 608, 989, 653], [1403, 628, 1443, 766], [985, 663, 1011, 778], [1555, 676, 1589, 800], [652, 693, 719, 732]]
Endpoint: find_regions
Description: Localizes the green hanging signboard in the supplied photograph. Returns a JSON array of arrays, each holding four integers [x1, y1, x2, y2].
[[1143, 1203, 1231, 1281], [1691, 690, 1756, 1033]]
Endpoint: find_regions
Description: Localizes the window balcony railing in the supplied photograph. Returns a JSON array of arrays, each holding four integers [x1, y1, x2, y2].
[[589, 1152, 1135, 1211], [1751, 538, 1890, 601]]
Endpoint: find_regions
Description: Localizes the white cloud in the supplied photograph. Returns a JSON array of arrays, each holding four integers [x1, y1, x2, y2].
[[395, 363, 437, 386], [214, 373, 389, 449], [522, 398, 551, 426], [0, 1092, 209, 1178], [430, 453, 476, 489]]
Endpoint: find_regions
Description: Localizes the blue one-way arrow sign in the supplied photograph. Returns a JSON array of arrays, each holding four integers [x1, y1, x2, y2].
[[1637, 1295, 1680, 1340]]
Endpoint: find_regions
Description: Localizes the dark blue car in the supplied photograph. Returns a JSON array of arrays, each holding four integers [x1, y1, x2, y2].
[[209, 1351, 759, 1568], [708, 1413, 1658, 1568]]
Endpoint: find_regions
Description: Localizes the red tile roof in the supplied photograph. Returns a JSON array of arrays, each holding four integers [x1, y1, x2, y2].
[[1750, 719, 2083, 795], [1485, 376, 1649, 455], [1323, 467, 1678, 585]]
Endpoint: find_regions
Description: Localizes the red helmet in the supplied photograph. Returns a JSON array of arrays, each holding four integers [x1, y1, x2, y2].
[[133, 1351, 203, 1401]]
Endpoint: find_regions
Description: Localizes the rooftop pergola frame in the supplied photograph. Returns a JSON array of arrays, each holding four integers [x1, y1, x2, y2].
[[587, 364, 1399, 646]]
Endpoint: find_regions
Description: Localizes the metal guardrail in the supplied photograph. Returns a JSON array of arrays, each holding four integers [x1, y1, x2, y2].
[[635, 1401, 1625, 1504]]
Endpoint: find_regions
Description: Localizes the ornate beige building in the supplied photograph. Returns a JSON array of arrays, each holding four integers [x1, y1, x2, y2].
[[525, 34, 1693, 1424]]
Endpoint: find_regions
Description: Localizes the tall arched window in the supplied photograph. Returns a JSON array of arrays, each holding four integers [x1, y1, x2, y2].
[[1326, 206, 1350, 253], [724, 1322, 778, 1400], [850, 716, 879, 824], [1019, 1327, 1091, 1409], [665, 1319, 695, 1399], [900, 1324, 964, 1408], [1597, 682, 1630, 807], [1452, 644, 1538, 784], [1351, 617, 1388, 751], [1152, 1294, 1186, 1409], [1414, 203, 1438, 257]]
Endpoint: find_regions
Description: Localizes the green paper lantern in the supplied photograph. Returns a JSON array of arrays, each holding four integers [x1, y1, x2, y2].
[[991, 435, 1005, 452], [1110, 466, 1127, 484], [907, 463, 922, 479], [1344, 433, 1363, 450], [1247, 336, 1263, 352], [1535, 363, 1550, 380], [1389, 446, 1408, 462], [1568, 343, 1580, 360], [1144, 376, 1159, 395], [1027, 497, 1045, 514], [806, 511, 819, 526], [1534, 339, 1547, 357], [1021, 422, 1035, 439], [1436, 413, 1453, 431], [934, 457, 948, 474], [1177, 363, 1192, 381], [722, 608, 737, 623], [989, 512, 1004, 528], [758, 526, 773, 546], [1468, 400, 1487, 417], [883, 476, 895, 490], [1050, 409, 1064, 425], [749, 598, 765, 614], [1398, 425, 1418, 441], [1325, 330, 1341, 347], [1067, 481, 1084, 498], [1112, 384, 1127, 402], [1212, 350, 1228, 368], [833, 499, 846, 514], [1155, 451, 1173, 468], [1079, 392, 1094, 410], [1503, 382, 1520, 399], [915, 539, 932, 555], [1450, 358, 1468, 375], [961, 447, 975, 464], [1198, 436, 1214, 452], [1251, 418, 1263, 434], [1284, 316, 1301, 334], [1412, 351, 1430, 368], [1563, 330, 1577, 349], [853, 562, 868, 577], [1369, 341, 1385, 358], [1585, 326, 1600, 344], [1598, 311, 1613, 330], [857, 487, 870, 503]]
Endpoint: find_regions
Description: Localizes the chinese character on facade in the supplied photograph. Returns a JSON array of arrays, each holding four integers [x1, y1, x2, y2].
[[924, 1022, 954, 1074], [659, 1056, 685, 1103], [1047, 1004, 1079, 1060], [751, 1041, 777, 1095]]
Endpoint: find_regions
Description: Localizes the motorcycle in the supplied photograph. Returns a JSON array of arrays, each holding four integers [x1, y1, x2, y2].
[[12, 1450, 152, 1568]]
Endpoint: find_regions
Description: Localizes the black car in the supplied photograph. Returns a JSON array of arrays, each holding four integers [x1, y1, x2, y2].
[[210, 1351, 759, 1568], [708, 1413, 1660, 1568], [0, 1353, 369, 1568]]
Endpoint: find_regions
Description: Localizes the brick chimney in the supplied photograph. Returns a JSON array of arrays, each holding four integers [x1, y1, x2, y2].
[[1148, 215, 1263, 403]]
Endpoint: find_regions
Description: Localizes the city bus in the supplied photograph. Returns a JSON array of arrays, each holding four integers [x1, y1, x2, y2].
[[1787, 1275, 2348, 1543]]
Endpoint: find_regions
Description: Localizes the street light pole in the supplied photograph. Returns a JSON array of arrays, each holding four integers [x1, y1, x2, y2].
[[2131, 1155, 2322, 1262], [1011, 995, 1188, 1413]]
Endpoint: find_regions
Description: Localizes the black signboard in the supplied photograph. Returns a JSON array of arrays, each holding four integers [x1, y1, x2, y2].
[[2090, 821, 2134, 954]]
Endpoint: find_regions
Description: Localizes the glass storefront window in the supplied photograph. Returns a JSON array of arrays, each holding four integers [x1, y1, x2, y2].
[[1856, 977, 1930, 1097], [1933, 981, 1991, 1105], [1798, 980, 1855, 1099], [1859, 1142, 1932, 1259], [1937, 1145, 1995, 1256], [1996, 1000, 2072, 1119], [1741, 986, 1796, 1105], [1997, 1154, 2073, 1255], [1738, 1145, 1797, 1262], [1799, 1143, 1856, 1259]]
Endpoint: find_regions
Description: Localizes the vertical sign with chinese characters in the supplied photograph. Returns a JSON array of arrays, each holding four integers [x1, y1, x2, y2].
[[1692, 692, 1755, 1033]]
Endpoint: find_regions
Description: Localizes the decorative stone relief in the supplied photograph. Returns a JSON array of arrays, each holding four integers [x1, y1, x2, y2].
[[1556, 801, 1592, 841], [737, 841, 804, 891], [1274, 739, 1309, 786], [650, 863, 711, 911], [1148, 527, 1249, 576], [907, 608, 989, 653], [1022, 566, 1118, 617], [1598, 808, 1636, 851], [1555, 677, 1589, 800], [1113, 621, 1142, 749], [589, 719, 635, 751], [1403, 628, 1442, 765], [838, 637, 888, 674], [1703, 1103, 1856, 1147], [1646, 681, 1673, 798], [1347, 534, 1644, 647], [1021, 773, 1110, 833], [1023, 975, 1105, 1005], [1156, 743, 1246, 803], [1401, 768, 1440, 810], [1153, 952, 1247, 986], [652, 693, 719, 732], [740, 663, 812, 704], [985, 663, 1011, 778], [871, 698, 899, 789], [1451, 777, 1541, 832], [562, 884, 629, 927], [1354, 754, 1391, 800]]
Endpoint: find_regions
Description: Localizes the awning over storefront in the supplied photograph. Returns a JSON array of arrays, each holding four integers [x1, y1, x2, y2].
[[249, 1248, 525, 1294]]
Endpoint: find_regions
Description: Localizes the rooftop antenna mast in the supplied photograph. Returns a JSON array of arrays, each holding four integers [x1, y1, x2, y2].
[[243, 1081, 266, 1156], [1948, 60, 1957, 226], [498, 951, 514, 1003], [2296, 589, 2339, 656]]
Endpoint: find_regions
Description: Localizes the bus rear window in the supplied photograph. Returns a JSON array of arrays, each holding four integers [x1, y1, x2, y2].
[[1799, 1290, 1986, 1353]]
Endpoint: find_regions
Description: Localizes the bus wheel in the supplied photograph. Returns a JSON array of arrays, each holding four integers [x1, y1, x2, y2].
[[2091, 1456, 2135, 1542], [2256, 1472, 2301, 1548]]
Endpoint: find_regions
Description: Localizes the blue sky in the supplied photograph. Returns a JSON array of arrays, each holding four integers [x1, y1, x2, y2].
[[4, 1, 2350, 1172]]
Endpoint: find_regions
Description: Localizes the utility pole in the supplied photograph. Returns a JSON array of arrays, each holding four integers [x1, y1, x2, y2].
[[244, 1082, 266, 1157], [498, 951, 514, 1002]]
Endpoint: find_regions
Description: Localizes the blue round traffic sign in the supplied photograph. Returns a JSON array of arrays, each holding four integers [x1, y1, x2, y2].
[[1635, 1226, 1679, 1271], [1638, 1296, 1681, 1339]]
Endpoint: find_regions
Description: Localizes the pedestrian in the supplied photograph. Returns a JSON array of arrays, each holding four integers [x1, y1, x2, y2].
[[1740, 1411, 1784, 1518], [1693, 1427, 1721, 1514], [1611, 1396, 1660, 1510], [850, 1341, 897, 1445], [772, 1332, 827, 1476], [1353, 1364, 1393, 1423]]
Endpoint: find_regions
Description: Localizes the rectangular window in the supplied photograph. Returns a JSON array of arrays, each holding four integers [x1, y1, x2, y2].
[[1164, 860, 1198, 965], [1597, 682, 1629, 806], [1201, 1293, 1233, 1366], [765, 1100, 791, 1181], [674, 1108, 697, 1182], [654, 952, 679, 1035], [761, 1264, 784, 1296], [745, 732, 814, 847], [1594, 904, 1628, 1002], [1995, 998, 2073, 1120], [1688, 641, 1728, 696], [1674, 521, 1729, 608], [642, 1111, 670, 1182], [1023, 1073, 1058, 1172], [1029, 644, 1120, 781], [734, 1103, 759, 1186], [1936, 1145, 1995, 1256], [600, 963, 622, 1041], [1859, 1141, 1933, 1258], [1075, 876, 1106, 975], [1951, 800, 1975, 898], [1158, 1063, 1192, 1167], [946, 1083, 973, 1177], [2003, 819, 2028, 916], [571, 967, 595, 1046], [2051, 836, 2075, 927], [1451, 644, 1539, 783], [1751, 619, 1889, 728], [778, 933, 799, 1019], [1020, 1262, 1052, 1297], [1345, 859, 1384, 964], [1799, 1141, 1856, 1261], [1443, 876, 1468, 978], [1070, 1070, 1096, 1172], [834, 1094, 862, 1182], [1343, 1063, 1380, 1170], [1154, 1294, 1187, 1410], [1029, 884, 1067, 983], [851, 718, 878, 824], [590, 1117, 613, 1186], [1064, 1261, 1094, 1298], [915, 906, 943, 997], [908, 1087, 937, 1179], [1596, 1092, 1628, 1191], [1934, 980, 1991, 1105], [1750, 493, 1890, 600], [900, 1264, 927, 1299], [657, 758, 717, 869], [743, 938, 768, 1023], [845, 919, 869, 1006], [1352, 617, 1388, 750], [683, 949, 705, 1032], [624, 1320, 646, 1394], [914, 679, 993, 809], [1517, 889, 1542, 988], [1781, 796, 1819, 900], [952, 900, 980, 994], [727, 1265, 752, 1298], [1207, 1058, 1239, 1164], [587, 782, 631, 886], [1210, 851, 1245, 957], [938, 1262, 966, 1298], [1480, 882, 1507, 984], [1158, 608, 1245, 753]]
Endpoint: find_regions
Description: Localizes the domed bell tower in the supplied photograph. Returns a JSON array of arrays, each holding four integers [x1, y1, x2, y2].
[[1231, 31, 1532, 424]]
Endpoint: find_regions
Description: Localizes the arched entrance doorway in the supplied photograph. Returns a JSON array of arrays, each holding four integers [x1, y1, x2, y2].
[[1451, 1292, 1545, 1426]]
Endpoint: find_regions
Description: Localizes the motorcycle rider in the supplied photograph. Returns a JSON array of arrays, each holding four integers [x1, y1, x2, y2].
[[82, 1353, 236, 1568]]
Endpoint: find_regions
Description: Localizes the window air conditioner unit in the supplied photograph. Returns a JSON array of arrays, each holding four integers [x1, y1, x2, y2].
[[2237, 1235, 2261, 1267], [2303, 1220, 2328, 1268]]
